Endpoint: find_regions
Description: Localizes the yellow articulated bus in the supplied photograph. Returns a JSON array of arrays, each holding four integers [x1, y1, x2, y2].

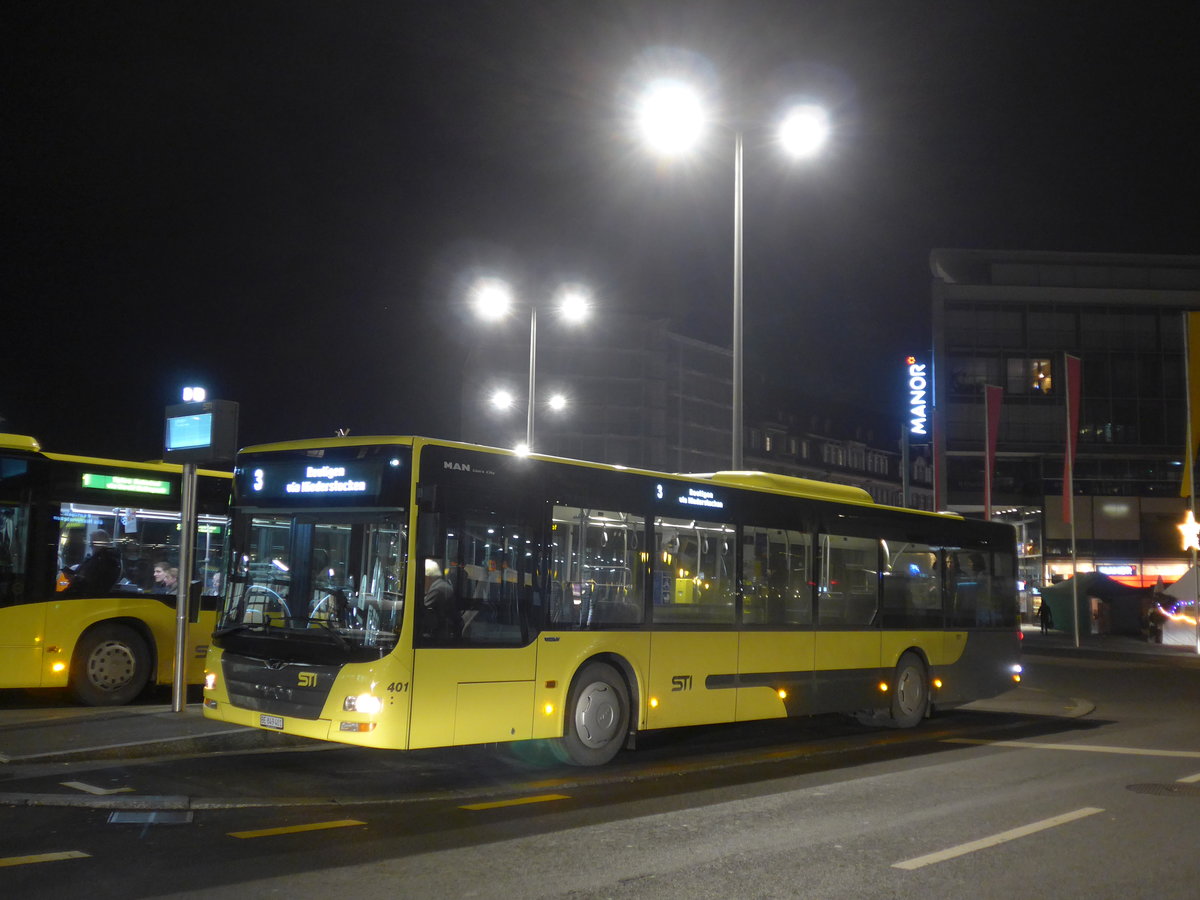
[[0, 434, 231, 705], [203, 436, 1021, 765]]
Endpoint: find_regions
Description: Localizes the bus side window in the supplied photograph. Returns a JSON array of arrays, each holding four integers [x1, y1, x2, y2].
[[818, 534, 879, 627], [550, 506, 645, 629], [0, 504, 28, 606], [742, 526, 811, 626]]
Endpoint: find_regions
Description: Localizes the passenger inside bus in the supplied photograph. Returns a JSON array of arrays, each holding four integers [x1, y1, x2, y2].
[[421, 558, 458, 641]]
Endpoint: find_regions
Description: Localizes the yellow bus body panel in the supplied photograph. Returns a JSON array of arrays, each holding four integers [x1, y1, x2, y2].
[[647, 632, 738, 729], [815, 630, 882, 672], [0, 604, 48, 687], [409, 645, 537, 749], [735, 630, 815, 721]]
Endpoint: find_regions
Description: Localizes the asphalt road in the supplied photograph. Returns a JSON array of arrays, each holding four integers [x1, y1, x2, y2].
[[1, 653, 1198, 899]]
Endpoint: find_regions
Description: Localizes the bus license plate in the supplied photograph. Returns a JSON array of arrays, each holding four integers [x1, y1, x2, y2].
[[260, 714, 284, 730]]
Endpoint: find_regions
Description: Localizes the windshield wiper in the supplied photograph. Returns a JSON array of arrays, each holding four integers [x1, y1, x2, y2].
[[213, 622, 268, 638]]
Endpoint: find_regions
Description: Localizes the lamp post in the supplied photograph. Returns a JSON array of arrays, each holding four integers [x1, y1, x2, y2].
[[471, 278, 590, 453], [636, 78, 829, 469]]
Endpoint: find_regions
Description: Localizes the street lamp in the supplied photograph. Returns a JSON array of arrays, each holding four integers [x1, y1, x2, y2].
[[637, 77, 829, 469], [470, 278, 591, 452]]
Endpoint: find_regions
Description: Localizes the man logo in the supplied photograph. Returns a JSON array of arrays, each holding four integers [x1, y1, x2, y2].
[[298, 671, 317, 687]]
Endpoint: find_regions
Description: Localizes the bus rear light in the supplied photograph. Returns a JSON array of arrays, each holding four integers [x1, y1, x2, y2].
[[339, 722, 377, 733]]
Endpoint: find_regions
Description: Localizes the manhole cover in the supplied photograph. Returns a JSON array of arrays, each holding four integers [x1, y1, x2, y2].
[[1127, 783, 1200, 798]]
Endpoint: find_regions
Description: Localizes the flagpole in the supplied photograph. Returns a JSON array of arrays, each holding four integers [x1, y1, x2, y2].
[[1066, 355, 1080, 648], [1187, 312, 1199, 655]]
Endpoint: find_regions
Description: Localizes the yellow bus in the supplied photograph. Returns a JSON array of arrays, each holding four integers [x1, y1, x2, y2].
[[0, 434, 231, 704], [202, 436, 1021, 765]]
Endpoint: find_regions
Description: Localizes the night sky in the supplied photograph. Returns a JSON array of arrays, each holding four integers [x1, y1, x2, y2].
[[6, 1, 1197, 461]]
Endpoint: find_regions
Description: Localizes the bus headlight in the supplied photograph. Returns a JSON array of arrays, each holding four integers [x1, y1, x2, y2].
[[204, 671, 217, 690], [344, 693, 382, 714]]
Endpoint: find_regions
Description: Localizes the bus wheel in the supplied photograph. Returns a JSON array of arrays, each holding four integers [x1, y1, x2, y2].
[[70, 624, 151, 706], [887, 652, 929, 729], [558, 662, 630, 766]]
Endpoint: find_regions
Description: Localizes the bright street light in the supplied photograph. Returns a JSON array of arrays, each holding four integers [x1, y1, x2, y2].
[[636, 74, 829, 469], [778, 104, 830, 158], [470, 278, 514, 321], [635, 79, 707, 156], [471, 278, 592, 452], [490, 389, 515, 411]]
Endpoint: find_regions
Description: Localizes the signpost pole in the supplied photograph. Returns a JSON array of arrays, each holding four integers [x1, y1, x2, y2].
[[172, 462, 197, 713]]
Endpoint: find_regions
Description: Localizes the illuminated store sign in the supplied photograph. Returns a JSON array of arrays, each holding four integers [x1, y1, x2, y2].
[[82, 473, 172, 496], [1097, 564, 1136, 577], [906, 356, 929, 436]]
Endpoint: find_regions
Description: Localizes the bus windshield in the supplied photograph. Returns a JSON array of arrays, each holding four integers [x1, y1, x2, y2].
[[216, 512, 406, 659]]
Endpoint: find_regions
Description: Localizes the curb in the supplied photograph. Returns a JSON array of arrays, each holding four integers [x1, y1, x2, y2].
[[1, 727, 313, 766]]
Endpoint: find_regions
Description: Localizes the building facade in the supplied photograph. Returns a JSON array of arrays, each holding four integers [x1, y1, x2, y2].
[[930, 248, 1200, 596], [459, 312, 927, 506]]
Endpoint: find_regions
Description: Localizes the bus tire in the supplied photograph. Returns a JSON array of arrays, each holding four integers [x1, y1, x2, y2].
[[886, 651, 929, 729], [70, 624, 151, 706], [557, 662, 630, 766]]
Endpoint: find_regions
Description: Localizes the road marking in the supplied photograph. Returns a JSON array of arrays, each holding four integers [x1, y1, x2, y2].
[[460, 793, 570, 811], [944, 738, 1200, 759], [61, 781, 134, 795], [1178, 772, 1200, 783], [0, 850, 91, 868], [893, 807, 1103, 870], [228, 819, 366, 839]]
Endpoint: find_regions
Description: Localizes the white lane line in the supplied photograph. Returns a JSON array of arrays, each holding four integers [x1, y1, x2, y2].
[[893, 807, 1104, 870], [944, 738, 1200, 759], [61, 781, 134, 795], [1178, 772, 1200, 783]]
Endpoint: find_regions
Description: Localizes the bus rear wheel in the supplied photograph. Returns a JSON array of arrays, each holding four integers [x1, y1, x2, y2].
[[71, 624, 151, 706], [886, 651, 929, 728], [557, 662, 630, 766]]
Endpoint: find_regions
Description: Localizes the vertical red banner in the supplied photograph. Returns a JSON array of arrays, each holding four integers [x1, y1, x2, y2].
[[1063, 354, 1081, 523], [984, 385, 1002, 518]]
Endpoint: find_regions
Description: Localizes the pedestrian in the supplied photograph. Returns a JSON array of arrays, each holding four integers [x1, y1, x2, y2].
[[1038, 598, 1054, 634]]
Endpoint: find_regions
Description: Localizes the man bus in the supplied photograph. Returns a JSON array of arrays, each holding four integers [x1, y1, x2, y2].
[[202, 435, 1020, 765], [0, 433, 230, 704]]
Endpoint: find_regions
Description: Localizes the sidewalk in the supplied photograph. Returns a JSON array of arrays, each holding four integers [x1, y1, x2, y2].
[[0, 701, 307, 765], [1020, 622, 1200, 664]]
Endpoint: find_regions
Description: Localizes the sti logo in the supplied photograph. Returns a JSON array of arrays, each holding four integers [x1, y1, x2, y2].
[[297, 671, 317, 687]]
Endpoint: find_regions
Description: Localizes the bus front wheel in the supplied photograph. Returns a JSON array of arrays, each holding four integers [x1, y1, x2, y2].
[[887, 651, 929, 728], [557, 662, 630, 766], [70, 624, 152, 706]]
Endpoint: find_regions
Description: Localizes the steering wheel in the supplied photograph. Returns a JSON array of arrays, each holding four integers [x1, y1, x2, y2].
[[243, 584, 292, 623]]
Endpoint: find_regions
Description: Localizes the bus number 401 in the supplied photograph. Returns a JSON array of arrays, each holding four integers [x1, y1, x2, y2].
[[670, 675, 692, 692]]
